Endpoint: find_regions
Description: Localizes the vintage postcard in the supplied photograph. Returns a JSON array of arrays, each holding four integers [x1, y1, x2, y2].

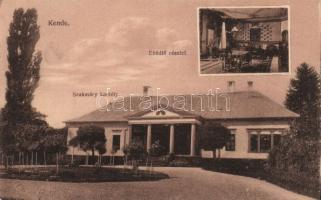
[[0, 0, 320, 200]]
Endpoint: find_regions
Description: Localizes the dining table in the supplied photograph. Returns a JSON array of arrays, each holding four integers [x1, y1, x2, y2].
[[231, 49, 249, 56]]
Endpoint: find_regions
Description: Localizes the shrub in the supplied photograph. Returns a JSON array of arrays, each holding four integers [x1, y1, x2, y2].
[[266, 135, 320, 198], [267, 135, 319, 175], [202, 158, 266, 178], [124, 143, 146, 161], [149, 140, 166, 157], [124, 143, 146, 171]]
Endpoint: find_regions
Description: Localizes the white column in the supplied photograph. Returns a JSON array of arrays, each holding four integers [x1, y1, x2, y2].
[[169, 125, 175, 154], [190, 124, 196, 156], [127, 125, 132, 145], [147, 124, 152, 153], [220, 21, 226, 49]]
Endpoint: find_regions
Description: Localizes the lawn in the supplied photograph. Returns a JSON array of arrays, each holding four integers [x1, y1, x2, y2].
[[0, 166, 169, 182]]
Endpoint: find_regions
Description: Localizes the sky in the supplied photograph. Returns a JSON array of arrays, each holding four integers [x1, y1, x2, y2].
[[0, 0, 320, 127]]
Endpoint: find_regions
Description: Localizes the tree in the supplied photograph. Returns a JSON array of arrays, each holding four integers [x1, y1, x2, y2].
[[37, 127, 67, 168], [96, 143, 106, 166], [70, 125, 106, 164], [68, 135, 78, 164], [3, 8, 43, 126], [0, 124, 67, 168], [146, 140, 166, 172], [285, 63, 320, 139], [1, 8, 44, 156], [123, 142, 146, 172], [200, 122, 231, 158], [267, 63, 320, 197], [14, 123, 44, 165]]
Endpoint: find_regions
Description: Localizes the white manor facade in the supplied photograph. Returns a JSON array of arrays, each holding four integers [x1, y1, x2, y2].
[[65, 82, 298, 159]]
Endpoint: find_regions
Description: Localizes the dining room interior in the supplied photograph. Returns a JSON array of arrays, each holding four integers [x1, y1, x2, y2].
[[199, 7, 289, 74]]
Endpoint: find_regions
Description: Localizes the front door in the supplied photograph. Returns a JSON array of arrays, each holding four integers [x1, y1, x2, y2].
[[132, 125, 147, 148], [174, 124, 191, 155], [151, 124, 170, 153]]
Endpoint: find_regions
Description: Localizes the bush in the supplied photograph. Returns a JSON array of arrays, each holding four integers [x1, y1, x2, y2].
[[124, 143, 146, 161], [202, 158, 267, 178], [267, 135, 319, 175], [169, 159, 190, 167], [124, 143, 146, 171], [1, 167, 170, 182], [67, 162, 80, 168], [266, 135, 320, 198], [59, 170, 75, 179], [149, 140, 166, 157], [168, 156, 201, 167]]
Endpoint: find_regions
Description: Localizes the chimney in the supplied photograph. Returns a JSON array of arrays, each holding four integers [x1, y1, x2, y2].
[[247, 81, 253, 91], [143, 86, 151, 96], [227, 81, 235, 93]]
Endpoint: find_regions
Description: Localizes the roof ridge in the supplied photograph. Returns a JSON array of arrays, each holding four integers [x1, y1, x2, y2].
[[122, 90, 259, 98], [65, 90, 299, 123]]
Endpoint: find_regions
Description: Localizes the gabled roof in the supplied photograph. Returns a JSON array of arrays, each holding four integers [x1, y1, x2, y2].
[[128, 104, 199, 119], [65, 90, 298, 123]]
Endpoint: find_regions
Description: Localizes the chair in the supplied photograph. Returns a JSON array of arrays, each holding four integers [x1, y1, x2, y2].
[[223, 54, 241, 73], [262, 57, 272, 72]]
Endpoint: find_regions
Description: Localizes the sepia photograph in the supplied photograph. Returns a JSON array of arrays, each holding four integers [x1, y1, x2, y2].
[[0, 0, 320, 200], [198, 7, 290, 74]]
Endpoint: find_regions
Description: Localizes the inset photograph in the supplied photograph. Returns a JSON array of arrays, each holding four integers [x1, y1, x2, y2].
[[198, 7, 289, 74]]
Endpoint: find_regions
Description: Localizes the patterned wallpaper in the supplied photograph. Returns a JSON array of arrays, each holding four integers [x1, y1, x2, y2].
[[236, 21, 283, 42]]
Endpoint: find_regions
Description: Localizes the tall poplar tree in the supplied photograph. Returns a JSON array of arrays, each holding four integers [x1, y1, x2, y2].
[[3, 8, 43, 126], [0, 8, 45, 155]]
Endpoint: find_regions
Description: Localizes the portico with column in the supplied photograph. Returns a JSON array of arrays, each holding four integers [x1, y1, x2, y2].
[[127, 117, 200, 156]]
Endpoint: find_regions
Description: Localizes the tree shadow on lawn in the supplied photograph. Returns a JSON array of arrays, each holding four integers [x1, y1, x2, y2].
[[0, 167, 169, 183]]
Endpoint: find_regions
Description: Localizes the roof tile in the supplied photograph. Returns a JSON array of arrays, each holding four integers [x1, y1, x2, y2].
[[65, 91, 298, 123]]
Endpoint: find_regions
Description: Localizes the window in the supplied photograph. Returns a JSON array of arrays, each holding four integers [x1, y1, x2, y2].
[[250, 28, 261, 42], [260, 134, 271, 152], [250, 133, 258, 152], [248, 129, 284, 153], [112, 135, 121, 151], [226, 131, 235, 151]]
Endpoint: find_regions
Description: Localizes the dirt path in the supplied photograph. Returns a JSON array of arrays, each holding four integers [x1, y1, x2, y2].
[[0, 167, 316, 200]]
